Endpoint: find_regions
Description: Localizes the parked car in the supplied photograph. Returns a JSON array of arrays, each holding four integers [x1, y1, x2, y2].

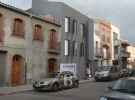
[[100, 77, 135, 100], [94, 66, 120, 81], [33, 71, 79, 91], [129, 69, 135, 77], [119, 68, 129, 78]]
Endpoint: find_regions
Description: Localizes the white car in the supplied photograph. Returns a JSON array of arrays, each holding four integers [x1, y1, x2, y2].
[[33, 71, 79, 91]]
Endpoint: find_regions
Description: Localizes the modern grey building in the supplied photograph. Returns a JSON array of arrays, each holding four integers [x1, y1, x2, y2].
[[28, 0, 93, 79]]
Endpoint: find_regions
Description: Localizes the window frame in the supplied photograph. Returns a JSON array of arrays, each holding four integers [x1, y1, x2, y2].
[[64, 39, 70, 56], [65, 17, 70, 33], [73, 19, 77, 34], [0, 14, 4, 42], [49, 29, 58, 49], [33, 24, 43, 41], [12, 18, 25, 38]]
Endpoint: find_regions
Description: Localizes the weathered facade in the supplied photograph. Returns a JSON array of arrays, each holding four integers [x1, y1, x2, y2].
[[0, 3, 61, 86]]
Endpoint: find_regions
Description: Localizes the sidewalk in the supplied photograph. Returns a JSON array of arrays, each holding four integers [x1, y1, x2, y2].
[[0, 78, 94, 96], [0, 85, 32, 96]]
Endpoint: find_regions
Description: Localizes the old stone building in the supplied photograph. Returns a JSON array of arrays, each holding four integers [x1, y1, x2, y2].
[[0, 2, 61, 86]]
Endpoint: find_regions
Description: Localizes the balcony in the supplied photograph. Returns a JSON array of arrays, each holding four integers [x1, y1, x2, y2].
[[121, 41, 130, 48], [95, 51, 102, 58], [48, 43, 61, 55], [95, 48, 103, 58], [120, 51, 130, 58], [114, 40, 120, 46]]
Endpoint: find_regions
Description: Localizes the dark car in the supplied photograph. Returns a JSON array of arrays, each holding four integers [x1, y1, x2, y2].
[[33, 71, 79, 91], [100, 77, 135, 100], [94, 66, 120, 81], [119, 68, 129, 78], [129, 69, 135, 77]]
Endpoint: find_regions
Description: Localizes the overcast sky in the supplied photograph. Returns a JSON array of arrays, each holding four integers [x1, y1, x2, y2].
[[49, 0, 135, 43], [0, 0, 134, 43], [0, 0, 32, 10]]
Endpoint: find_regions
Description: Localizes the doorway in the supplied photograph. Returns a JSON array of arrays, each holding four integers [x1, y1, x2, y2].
[[11, 55, 24, 86]]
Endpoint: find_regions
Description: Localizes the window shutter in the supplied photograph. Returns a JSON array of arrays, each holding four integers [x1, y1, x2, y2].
[[13, 18, 24, 38], [0, 14, 4, 42], [49, 30, 58, 49], [33, 24, 43, 41]]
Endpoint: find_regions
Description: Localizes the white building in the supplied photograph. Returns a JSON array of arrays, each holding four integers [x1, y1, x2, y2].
[[127, 45, 135, 68], [111, 25, 120, 61]]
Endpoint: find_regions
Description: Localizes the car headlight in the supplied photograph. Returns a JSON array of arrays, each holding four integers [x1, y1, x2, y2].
[[103, 73, 109, 76], [100, 97, 108, 100], [103, 72, 109, 76]]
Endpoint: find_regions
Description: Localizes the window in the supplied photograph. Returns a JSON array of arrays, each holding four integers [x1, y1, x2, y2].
[[49, 29, 58, 49], [65, 17, 70, 32], [107, 37, 110, 43], [96, 41, 98, 54], [75, 42, 78, 56], [0, 14, 4, 42], [102, 34, 105, 41], [72, 41, 75, 56], [80, 24, 85, 38], [33, 24, 43, 41], [114, 46, 119, 55], [113, 32, 118, 41], [73, 20, 77, 34], [80, 42, 85, 57], [64, 40, 69, 56], [13, 18, 24, 37]]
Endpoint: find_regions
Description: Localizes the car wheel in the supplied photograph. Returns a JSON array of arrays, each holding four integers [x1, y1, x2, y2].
[[52, 83, 59, 91], [74, 81, 79, 88]]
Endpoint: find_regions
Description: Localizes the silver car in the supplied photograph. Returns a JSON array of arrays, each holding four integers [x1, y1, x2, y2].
[[94, 66, 120, 81], [33, 71, 79, 91], [100, 77, 135, 100]]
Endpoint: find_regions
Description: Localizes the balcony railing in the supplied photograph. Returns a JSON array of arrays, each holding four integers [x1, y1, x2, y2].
[[120, 51, 130, 58], [48, 43, 61, 54], [114, 40, 120, 46]]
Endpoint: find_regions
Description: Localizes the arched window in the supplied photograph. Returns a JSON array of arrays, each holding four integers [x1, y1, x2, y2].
[[33, 24, 43, 41], [49, 29, 58, 49], [13, 18, 25, 37], [0, 14, 4, 42]]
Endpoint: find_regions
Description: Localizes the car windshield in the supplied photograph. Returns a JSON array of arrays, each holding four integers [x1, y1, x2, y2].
[[112, 79, 135, 94], [48, 73, 59, 78], [97, 66, 111, 71]]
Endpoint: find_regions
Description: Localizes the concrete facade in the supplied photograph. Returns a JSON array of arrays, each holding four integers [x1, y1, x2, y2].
[[29, 0, 91, 79], [0, 3, 61, 86]]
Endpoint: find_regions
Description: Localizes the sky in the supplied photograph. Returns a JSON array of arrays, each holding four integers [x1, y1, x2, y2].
[[0, 0, 134, 43], [49, 0, 135, 43], [0, 0, 32, 10]]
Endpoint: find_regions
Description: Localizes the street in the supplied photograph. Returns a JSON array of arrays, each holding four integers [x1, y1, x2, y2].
[[0, 81, 114, 100]]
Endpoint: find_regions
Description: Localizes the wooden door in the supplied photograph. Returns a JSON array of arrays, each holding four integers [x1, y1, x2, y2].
[[11, 55, 22, 86], [48, 59, 57, 73]]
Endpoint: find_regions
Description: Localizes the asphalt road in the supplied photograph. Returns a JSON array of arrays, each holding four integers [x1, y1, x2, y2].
[[0, 81, 114, 100]]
